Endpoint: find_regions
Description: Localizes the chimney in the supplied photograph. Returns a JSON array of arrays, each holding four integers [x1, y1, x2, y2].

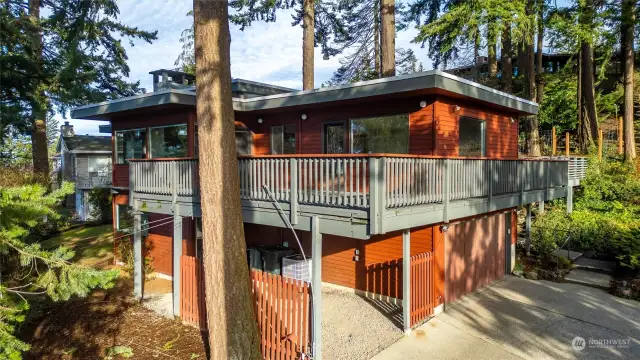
[[61, 121, 74, 137]]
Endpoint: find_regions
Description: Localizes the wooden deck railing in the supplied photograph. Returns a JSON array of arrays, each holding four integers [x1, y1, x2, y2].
[[130, 155, 586, 232]]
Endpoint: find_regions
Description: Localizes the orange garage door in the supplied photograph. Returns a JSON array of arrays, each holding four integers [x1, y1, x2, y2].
[[445, 212, 506, 303]]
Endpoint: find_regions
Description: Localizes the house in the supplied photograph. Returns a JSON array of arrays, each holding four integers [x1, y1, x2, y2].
[[53, 122, 112, 221], [71, 69, 586, 359]]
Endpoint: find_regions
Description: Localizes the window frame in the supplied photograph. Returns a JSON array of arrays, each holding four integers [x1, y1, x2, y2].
[[114, 127, 147, 164], [348, 114, 410, 154], [270, 124, 298, 155], [148, 123, 189, 159], [457, 116, 487, 157], [322, 121, 347, 154]]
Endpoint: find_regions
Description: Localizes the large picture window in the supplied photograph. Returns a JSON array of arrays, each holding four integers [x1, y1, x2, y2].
[[458, 117, 486, 157], [149, 124, 188, 158], [351, 115, 409, 154], [115, 129, 147, 164], [271, 124, 297, 154]]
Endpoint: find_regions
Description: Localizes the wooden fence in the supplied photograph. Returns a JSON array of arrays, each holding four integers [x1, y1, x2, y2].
[[410, 252, 435, 328], [365, 259, 402, 300], [251, 269, 312, 360], [180, 255, 207, 329]]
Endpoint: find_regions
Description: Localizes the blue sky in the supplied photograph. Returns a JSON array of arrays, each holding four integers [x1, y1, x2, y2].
[[67, 0, 433, 136]]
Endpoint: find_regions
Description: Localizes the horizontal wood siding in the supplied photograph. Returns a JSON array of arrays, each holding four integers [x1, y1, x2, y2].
[[236, 96, 436, 155], [434, 97, 519, 159], [113, 164, 129, 188], [146, 214, 195, 276]]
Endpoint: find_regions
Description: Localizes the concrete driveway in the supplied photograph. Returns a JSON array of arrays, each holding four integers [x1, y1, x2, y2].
[[372, 276, 640, 360]]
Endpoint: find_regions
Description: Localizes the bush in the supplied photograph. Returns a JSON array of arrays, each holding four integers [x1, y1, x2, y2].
[[88, 188, 112, 224], [116, 236, 154, 276]]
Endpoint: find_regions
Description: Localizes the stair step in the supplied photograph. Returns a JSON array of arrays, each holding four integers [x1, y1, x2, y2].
[[565, 268, 612, 290], [551, 248, 583, 261], [573, 257, 616, 274]]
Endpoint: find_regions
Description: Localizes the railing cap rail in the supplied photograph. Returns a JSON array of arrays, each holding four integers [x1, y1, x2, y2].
[[128, 157, 199, 162], [127, 154, 573, 162]]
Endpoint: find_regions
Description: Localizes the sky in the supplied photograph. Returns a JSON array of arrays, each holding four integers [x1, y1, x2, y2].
[[66, 0, 433, 136]]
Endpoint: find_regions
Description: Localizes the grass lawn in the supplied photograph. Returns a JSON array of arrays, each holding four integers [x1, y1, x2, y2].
[[41, 224, 114, 268]]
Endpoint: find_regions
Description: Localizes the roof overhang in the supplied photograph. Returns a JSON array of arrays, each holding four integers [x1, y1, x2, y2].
[[71, 70, 538, 120]]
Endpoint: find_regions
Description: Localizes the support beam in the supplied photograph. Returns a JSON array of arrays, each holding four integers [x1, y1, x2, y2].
[[525, 204, 532, 255], [133, 211, 143, 299], [172, 208, 182, 317], [311, 216, 322, 360], [567, 186, 573, 214], [538, 201, 545, 214], [402, 229, 411, 334]]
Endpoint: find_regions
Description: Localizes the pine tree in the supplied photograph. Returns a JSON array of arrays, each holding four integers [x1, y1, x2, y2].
[[0, 182, 119, 358], [621, 0, 636, 161], [193, 0, 261, 358], [0, 0, 157, 177]]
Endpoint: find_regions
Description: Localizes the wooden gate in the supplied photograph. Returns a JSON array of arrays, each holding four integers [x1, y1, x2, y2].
[[410, 252, 435, 327], [251, 269, 312, 360], [180, 255, 207, 328]]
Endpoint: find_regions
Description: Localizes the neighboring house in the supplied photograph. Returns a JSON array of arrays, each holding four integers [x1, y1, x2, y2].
[[71, 69, 586, 358], [53, 122, 112, 221]]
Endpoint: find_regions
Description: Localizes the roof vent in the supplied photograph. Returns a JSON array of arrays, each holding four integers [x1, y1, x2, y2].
[[61, 121, 74, 137]]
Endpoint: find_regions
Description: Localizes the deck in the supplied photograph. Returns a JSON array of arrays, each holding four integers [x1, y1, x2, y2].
[[127, 155, 587, 239]]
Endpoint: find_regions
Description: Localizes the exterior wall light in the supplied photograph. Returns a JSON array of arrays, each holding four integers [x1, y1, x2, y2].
[[301, 114, 308, 120], [257, 118, 264, 124], [419, 100, 427, 108], [441, 224, 450, 232], [510, 117, 515, 123], [454, 105, 460, 112]]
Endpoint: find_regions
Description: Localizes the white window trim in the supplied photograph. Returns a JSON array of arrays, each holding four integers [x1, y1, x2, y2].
[[148, 124, 188, 159]]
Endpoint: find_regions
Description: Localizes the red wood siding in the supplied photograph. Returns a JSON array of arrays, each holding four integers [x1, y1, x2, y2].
[[236, 96, 437, 155], [146, 214, 195, 276], [444, 212, 506, 303], [434, 97, 519, 159]]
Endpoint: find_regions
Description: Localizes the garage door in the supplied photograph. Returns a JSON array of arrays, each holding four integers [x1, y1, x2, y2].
[[445, 212, 506, 303]]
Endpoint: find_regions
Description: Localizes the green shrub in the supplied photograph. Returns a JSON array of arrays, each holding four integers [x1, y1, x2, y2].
[[88, 188, 112, 224]]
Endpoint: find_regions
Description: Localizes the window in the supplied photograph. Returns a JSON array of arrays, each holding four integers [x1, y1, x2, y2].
[[351, 115, 409, 154], [88, 157, 111, 175], [236, 130, 252, 155], [116, 204, 133, 231], [115, 129, 147, 164], [324, 123, 345, 154], [149, 124, 188, 158], [458, 117, 486, 157], [271, 124, 297, 154]]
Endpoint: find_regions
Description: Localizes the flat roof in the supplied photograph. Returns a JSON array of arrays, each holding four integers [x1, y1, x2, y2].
[[71, 70, 538, 120]]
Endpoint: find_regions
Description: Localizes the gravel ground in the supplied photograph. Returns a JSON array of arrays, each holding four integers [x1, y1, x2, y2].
[[323, 287, 403, 360], [142, 292, 174, 319]]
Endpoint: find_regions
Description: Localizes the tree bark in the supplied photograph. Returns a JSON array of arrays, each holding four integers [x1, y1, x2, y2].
[[374, 0, 381, 77], [488, 39, 497, 79], [535, 0, 544, 105], [578, 0, 599, 152], [302, 0, 314, 90], [193, 1, 261, 359], [501, 23, 513, 93], [380, 0, 395, 77], [524, 0, 541, 156], [29, 0, 49, 178], [622, 0, 636, 161], [472, 28, 480, 81]]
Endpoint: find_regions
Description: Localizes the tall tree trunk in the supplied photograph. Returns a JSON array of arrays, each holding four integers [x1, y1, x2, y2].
[[374, 0, 381, 77], [578, 0, 599, 151], [622, 0, 636, 161], [302, 0, 314, 90], [488, 40, 497, 79], [380, 0, 395, 77], [193, 1, 261, 359], [472, 28, 480, 81], [501, 23, 513, 93], [535, 0, 544, 105], [577, 47, 582, 143], [524, 0, 541, 156], [29, 0, 49, 178]]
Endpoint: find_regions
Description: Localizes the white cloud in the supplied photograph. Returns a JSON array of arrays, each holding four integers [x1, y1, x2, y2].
[[68, 0, 433, 134]]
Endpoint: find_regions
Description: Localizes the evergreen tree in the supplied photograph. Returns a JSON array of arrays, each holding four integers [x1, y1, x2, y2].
[[621, 0, 636, 161], [0, 0, 157, 176], [0, 182, 119, 358]]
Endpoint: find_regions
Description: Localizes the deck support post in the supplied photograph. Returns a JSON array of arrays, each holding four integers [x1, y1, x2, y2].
[[443, 159, 450, 223], [525, 204, 532, 255], [290, 158, 299, 225], [172, 207, 182, 317], [539, 201, 545, 214], [402, 229, 411, 334], [133, 207, 143, 299], [311, 216, 322, 360], [567, 185, 573, 214], [487, 160, 494, 212]]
